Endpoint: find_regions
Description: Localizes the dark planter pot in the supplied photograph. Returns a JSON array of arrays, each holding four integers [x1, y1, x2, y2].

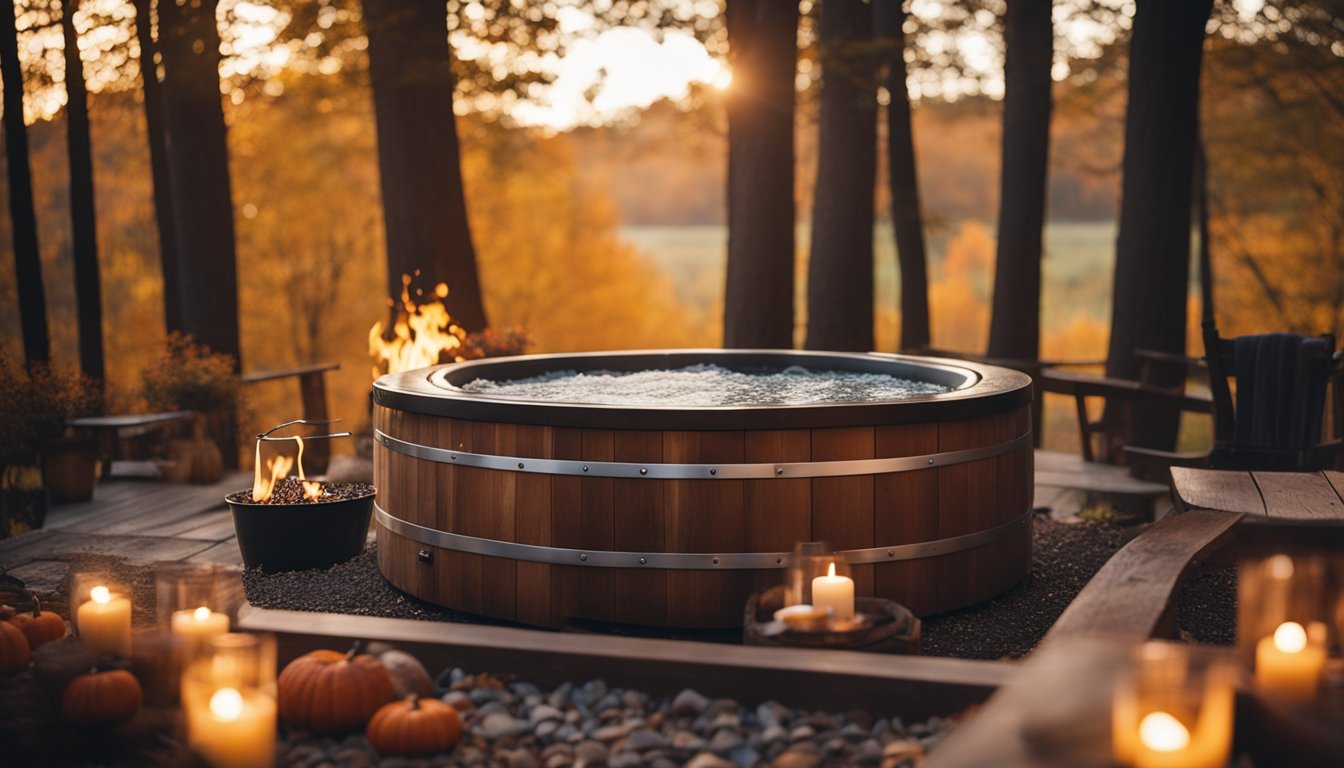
[[1, 465, 47, 539], [225, 489, 375, 573], [41, 436, 100, 504]]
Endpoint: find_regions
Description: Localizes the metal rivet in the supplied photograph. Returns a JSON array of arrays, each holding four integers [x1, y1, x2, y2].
[[709, 468, 717, 476], [518, 462, 525, 469], [887, 550, 895, 558], [712, 557, 720, 565], [775, 467, 784, 475], [582, 465, 589, 472], [579, 553, 588, 561], [640, 468, 648, 475], [639, 557, 647, 565], [450, 454, 457, 461], [928, 458, 935, 465], [775, 558, 783, 565], [417, 550, 434, 564]]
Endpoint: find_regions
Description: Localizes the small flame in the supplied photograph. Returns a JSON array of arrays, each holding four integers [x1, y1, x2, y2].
[[1273, 621, 1308, 654], [1138, 711, 1190, 753], [827, 562, 836, 578], [90, 585, 110, 604], [209, 687, 245, 722], [252, 435, 323, 502], [194, 606, 212, 621], [369, 273, 467, 379]]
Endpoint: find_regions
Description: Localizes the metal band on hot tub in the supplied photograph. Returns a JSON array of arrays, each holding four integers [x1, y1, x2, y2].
[[375, 429, 1032, 480], [375, 503, 1032, 569]]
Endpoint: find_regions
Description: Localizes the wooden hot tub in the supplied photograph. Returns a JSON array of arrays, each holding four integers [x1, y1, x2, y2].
[[373, 350, 1033, 628]]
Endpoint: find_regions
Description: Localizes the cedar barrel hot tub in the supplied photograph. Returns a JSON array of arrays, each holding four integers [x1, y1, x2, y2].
[[372, 350, 1033, 629]]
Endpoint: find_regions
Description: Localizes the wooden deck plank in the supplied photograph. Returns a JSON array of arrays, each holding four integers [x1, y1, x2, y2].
[[1170, 467, 1267, 515], [1253, 471, 1344, 521], [1043, 509, 1242, 644], [136, 510, 237, 541], [186, 538, 245, 567], [1033, 450, 1168, 497]]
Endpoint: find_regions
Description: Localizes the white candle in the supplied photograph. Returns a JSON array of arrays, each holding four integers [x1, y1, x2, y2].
[[172, 607, 230, 640], [1255, 621, 1325, 703], [76, 585, 131, 658], [811, 562, 854, 621], [185, 685, 277, 768]]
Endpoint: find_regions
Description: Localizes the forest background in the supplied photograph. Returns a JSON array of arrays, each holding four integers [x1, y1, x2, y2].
[[1, 0, 1341, 456]]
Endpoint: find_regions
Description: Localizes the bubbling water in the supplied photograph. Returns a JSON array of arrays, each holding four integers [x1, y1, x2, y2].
[[458, 363, 951, 406]]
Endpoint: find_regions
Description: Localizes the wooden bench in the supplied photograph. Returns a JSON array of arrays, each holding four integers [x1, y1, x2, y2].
[[68, 411, 195, 478], [241, 362, 339, 473]]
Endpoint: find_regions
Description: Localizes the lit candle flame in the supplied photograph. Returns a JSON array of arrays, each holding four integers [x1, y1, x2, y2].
[[194, 606, 212, 621], [1139, 711, 1190, 753], [209, 687, 245, 722], [827, 562, 836, 578], [90, 585, 110, 604], [1273, 621, 1308, 654]]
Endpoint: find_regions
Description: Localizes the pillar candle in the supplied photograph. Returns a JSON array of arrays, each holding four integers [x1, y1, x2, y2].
[[76, 585, 131, 658], [811, 562, 854, 621], [172, 607, 230, 640], [1255, 621, 1326, 703], [185, 685, 277, 768]]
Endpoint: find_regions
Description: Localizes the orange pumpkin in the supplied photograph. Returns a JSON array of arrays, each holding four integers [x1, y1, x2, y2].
[[367, 694, 463, 756], [278, 642, 396, 734], [8, 595, 66, 650], [0, 620, 30, 673], [61, 668, 142, 726]]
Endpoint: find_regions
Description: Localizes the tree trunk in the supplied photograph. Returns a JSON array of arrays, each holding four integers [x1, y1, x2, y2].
[[156, 0, 240, 362], [61, 0, 103, 382], [1105, 0, 1214, 450], [133, 0, 181, 331], [157, 0, 240, 467], [365, 1, 488, 332], [1195, 131, 1213, 327], [1, 0, 48, 365], [874, 0, 930, 351], [987, 0, 1053, 363], [805, 0, 877, 352], [723, 0, 798, 349]]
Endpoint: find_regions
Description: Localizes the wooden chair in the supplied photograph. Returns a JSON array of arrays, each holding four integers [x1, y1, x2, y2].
[[1039, 352, 1210, 464], [1124, 322, 1341, 477]]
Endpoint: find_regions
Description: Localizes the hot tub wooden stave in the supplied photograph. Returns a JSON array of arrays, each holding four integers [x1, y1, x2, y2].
[[373, 351, 1033, 629]]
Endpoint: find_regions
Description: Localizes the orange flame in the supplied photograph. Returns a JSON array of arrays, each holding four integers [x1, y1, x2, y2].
[[252, 435, 324, 502], [369, 273, 466, 379]]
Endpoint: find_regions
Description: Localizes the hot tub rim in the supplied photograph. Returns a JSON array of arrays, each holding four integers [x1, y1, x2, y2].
[[372, 349, 1032, 431]]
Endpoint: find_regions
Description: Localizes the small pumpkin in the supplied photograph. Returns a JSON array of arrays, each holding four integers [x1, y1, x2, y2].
[[61, 667, 142, 726], [0, 621, 30, 673], [278, 641, 396, 734], [367, 694, 463, 756], [8, 594, 66, 650]]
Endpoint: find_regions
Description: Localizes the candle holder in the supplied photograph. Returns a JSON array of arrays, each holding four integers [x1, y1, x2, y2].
[[181, 632, 278, 768], [1112, 641, 1235, 768], [70, 571, 133, 659], [156, 563, 242, 640], [1239, 553, 1329, 704]]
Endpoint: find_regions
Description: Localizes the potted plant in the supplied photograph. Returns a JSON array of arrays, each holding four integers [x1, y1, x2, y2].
[[141, 333, 243, 484], [0, 353, 103, 529]]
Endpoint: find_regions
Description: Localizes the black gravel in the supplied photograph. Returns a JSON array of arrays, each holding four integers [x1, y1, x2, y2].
[[919, 514, 1131, 659], [227, 478, 375, 505], [244, 513, 1241, 659]]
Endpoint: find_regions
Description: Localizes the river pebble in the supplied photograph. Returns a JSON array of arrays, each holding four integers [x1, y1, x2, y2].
[[276, 674, 961, 767]]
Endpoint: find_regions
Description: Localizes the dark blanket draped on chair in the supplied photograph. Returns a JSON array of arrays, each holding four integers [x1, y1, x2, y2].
[[1231, 333, 1331, 454]]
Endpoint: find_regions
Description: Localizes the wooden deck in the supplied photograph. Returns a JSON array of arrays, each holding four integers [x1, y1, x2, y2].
[[0, 472, 249, 593]]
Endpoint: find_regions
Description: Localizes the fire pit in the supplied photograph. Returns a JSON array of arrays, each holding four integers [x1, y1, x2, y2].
[[372, 350, 1034, 629], [226, 423, 375, 573]]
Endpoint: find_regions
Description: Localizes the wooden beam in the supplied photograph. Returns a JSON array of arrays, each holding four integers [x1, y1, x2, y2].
[[238, 605, 1013, 718]]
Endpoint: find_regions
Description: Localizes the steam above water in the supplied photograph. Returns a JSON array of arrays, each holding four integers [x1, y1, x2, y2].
[[459, 364, 951, 406]]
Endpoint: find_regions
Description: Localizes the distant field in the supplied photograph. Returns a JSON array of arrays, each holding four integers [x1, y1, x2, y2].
[[620, 220, 1119, 340]]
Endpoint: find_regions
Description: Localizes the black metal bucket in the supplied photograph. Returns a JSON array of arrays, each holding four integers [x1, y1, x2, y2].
[[225, 489, 374, 573]]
